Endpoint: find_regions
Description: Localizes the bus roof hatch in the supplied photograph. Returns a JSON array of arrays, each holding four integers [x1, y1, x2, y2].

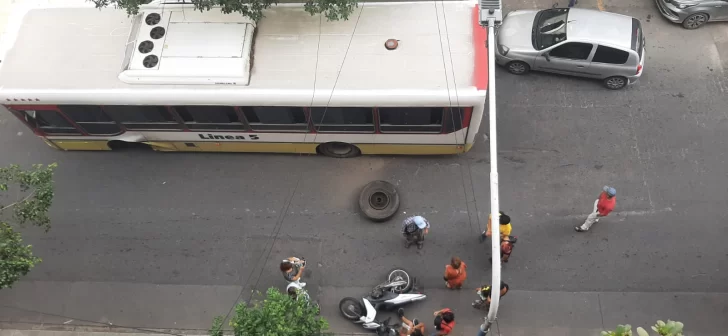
[[118, 5, 255, 86]]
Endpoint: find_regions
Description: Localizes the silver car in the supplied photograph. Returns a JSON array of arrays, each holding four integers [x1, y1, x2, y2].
[[495, 8, 646, 90], [655, 0, 728, 29]]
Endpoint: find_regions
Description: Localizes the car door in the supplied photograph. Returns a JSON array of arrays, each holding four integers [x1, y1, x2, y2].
[[709, 0, 728, 20], [589, 45, 634, 79], [533, 42, 595, 77]]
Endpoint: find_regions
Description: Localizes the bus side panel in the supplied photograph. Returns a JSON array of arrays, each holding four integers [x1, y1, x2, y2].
[[464, 99, 486, 151], [48, 140, 111, 151]]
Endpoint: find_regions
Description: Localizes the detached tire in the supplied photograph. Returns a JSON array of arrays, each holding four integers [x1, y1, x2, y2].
[[359, 180, 400, 222]]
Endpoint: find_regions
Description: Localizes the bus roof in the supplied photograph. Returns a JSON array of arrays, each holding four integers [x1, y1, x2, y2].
[[0, 1, 487, 106]]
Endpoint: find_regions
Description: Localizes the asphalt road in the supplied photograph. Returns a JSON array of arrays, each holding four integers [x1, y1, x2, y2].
[[1, 0, 727, 331]]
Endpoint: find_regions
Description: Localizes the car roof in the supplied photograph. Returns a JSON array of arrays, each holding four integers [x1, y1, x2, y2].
[[566, 8, 634, 50]]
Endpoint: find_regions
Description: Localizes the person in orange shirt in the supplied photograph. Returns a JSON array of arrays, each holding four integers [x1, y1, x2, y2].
[[443, 257, 467, 289]]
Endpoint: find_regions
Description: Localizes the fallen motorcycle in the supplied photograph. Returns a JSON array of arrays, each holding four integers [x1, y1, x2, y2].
[[339, 268, 426, 333]]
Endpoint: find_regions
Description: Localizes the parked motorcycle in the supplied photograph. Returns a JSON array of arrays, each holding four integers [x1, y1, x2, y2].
[[338, 269, 426, 333]]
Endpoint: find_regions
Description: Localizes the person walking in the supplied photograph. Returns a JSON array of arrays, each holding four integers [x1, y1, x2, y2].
[[443, 257, 467, 289], [401, 215, 430, 249], [575, 186, 617, 232]]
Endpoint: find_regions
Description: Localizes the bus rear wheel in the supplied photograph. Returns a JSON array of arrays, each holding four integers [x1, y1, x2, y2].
[[317, 142, 361, 158]]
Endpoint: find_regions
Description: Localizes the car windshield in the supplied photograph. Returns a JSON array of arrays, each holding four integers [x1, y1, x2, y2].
[[533, 9, 569, 50]]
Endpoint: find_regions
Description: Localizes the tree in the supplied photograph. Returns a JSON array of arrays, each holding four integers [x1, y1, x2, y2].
[[210, 287, 328, 336], [602, 320, 684, 336], [0, 163, 57, 289], [91, 0, 357, 22]]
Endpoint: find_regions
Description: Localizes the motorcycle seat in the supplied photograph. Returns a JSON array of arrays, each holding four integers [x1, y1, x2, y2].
[[367, 291, 397, 303]]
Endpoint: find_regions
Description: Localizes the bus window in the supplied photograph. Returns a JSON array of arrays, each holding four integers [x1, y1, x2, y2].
[[60, 105, 122, 135], [18, 109, 81, 135], [310, 107, 374, 133], [442, 107, 466, 133], [174, 106, 244, 130], [378, 107, 443, 133], [103, 105, 181, 130], [241, 106, 308, 131]]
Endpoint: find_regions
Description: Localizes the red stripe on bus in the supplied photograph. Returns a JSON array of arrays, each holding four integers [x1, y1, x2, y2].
[[462, 107, 472, 128], [472, 6, 488, 91]]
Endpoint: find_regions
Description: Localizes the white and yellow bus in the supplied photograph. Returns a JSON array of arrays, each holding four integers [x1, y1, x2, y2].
[[0, 0, 489, 157]]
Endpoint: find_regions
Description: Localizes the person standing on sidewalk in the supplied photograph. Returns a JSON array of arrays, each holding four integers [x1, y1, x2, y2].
[[443, 256, 467, 289], [402, 215, 430, 249], [575, 186, 617, 232]]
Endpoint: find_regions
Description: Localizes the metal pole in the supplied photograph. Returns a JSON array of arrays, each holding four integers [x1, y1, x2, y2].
[[480, 16, 500, 336]]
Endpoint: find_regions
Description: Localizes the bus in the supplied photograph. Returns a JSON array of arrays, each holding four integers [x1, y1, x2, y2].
[[0, 0, 488, 157]]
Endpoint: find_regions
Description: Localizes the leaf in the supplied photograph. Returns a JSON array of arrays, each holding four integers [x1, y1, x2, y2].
[[636, 327, 649, 336], [92, 0, 356, 22], [0, 222, 42, 289]]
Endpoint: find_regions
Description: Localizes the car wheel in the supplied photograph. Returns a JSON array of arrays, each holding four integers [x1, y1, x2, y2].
[[603, 76, 627, 90], [317, 142, 361, 158], [682, 13, 709, 29], [358, 180, 400, 222], [506, 61, 530, 75]]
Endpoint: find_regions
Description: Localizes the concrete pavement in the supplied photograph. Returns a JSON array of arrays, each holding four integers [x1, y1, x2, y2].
[[2, 282, 728, 335]]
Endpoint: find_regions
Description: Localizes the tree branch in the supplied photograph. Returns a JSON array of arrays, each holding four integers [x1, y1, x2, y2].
[[0, 189, 37, 213]]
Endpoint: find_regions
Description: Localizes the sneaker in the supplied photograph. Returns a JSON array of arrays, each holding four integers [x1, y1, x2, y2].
[[397, 308, 405, 318], [574, 226, 587, 232]]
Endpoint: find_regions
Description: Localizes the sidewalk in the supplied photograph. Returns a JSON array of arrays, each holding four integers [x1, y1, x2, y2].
[[1, 281, 727, 335]]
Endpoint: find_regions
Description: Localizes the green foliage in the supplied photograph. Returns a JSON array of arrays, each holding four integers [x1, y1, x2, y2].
[[210, 316, 224, 336], [213, 287, 328, 336], [601, 324, 633, 336], [91, 0, 357, 21], [0, 223, 41, 289], [651, 320, 684, 336], [602, 320, 684, 336], [0, 163, 57, 289]]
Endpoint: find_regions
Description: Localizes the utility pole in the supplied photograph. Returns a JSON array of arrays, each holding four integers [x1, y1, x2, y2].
[[478, 0, 502, 335]]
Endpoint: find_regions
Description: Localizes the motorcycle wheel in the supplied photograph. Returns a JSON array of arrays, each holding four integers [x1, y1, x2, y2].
[[339, 297, 364, 320], [386, 268, 412, 293]]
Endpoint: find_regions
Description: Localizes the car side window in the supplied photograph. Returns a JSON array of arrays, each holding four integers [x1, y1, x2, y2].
[[549, 42, 594, 60], [592, 45, 630, 64]]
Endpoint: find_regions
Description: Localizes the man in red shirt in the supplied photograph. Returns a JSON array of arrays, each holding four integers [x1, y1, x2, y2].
[[575, 186, 616, 232]]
